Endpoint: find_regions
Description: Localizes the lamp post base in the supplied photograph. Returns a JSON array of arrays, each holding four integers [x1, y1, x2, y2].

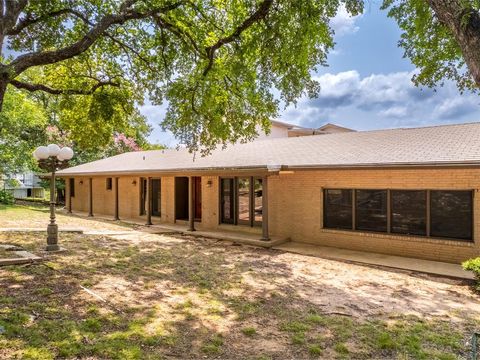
[[46, 223, 59, 252], [45, 244, 61, 252]]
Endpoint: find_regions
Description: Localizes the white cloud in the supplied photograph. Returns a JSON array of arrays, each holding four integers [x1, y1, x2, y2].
[[330, 5, 362, 36], [280, 70, 480, 129], [380, 106, 408, 118], [433, 96, 479, 119]]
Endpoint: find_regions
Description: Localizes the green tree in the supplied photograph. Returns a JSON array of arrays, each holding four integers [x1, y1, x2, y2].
[[0, 88, 47, 174], [0, 0, 363, 153], [2, 1, 480, 154], [383, 0, 480, 92]]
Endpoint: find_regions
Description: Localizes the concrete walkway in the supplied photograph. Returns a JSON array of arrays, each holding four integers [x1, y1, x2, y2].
[[274, 242, 474, 280], [57, 211, 289, 248]]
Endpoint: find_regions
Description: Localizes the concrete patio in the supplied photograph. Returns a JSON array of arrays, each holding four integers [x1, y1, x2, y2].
[[274, 242, 473, 280]]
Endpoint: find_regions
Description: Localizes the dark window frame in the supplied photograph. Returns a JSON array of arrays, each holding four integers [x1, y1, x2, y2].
[[430, 190, 474, 241], [323, 189, 353, 230], [355, 189, 388, 233], [322, 188, 474, 242], [106, 177, 113, 191], [219, 176, 263, 227], [390, 190, 427, 236]]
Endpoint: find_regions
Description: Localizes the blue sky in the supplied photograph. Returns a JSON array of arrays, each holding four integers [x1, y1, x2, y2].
[[141, 2, 480, 144]]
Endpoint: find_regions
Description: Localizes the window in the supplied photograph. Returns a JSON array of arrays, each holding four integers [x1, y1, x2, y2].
[[106, 178, 112, 190], [323, 189, 352, 230], [253, 178, 263, 224], [220, 177, 263, 227], [356, 190, 387, 232], [323, 188, 473, 242], [430, 191, 473, 240], [391, 190, 426, 236], [237, 178, 251, 224], [69, 178, 75, 197], [220, 178, 235, 224]]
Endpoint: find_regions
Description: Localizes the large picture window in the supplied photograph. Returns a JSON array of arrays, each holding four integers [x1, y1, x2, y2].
[[391, 190, 426, 236], [430, 191, 473, 240], [355, 190, 387, 232], [323, 188, 473, 242], [324, 189, 352, 230]]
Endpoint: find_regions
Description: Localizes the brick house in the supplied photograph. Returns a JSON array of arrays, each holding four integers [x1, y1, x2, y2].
[[57, 122, 480, 264]]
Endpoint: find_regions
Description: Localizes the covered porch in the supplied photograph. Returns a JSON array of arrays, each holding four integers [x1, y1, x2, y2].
[[64, 171, 282, 244]]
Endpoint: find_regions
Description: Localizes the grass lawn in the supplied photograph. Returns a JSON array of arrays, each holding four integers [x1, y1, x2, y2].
[[0, 205, 479, 359]]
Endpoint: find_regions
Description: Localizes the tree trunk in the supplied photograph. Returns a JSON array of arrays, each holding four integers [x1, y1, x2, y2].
[[0, 78, 7, 111], [427, 0, 480, 87]]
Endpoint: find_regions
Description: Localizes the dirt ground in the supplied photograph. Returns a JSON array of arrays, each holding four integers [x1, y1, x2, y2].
[[1, 205, 480, 359]]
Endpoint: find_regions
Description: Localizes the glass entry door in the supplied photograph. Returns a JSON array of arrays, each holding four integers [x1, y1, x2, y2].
[[237, 177, 251, 224], [220, 177, 263, 226]]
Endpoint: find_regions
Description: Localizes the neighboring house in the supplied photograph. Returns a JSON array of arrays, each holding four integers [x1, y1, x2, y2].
[[3, 172, 45, 199], [57, 122, 480, 264], [255, 120, 354, 140]]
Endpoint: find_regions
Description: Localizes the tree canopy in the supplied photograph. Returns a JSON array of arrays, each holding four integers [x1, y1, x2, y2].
[[1, 0, 480, 154], [384, 0, 480, 92], [0, 0, 363, 153], [0, 88, 47, 174]]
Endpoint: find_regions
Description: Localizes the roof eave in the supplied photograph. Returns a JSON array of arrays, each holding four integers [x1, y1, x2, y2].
[[55, 160, 480, 177]]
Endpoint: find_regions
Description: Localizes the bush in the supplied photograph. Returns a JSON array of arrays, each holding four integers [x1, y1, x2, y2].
[[462, 258, 480, 286], [0, 189, 15, 205]]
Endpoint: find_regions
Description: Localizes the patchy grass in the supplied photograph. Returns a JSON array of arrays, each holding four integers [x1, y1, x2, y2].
[[0, 205, 479, 359], [241, 327, 257, 337]]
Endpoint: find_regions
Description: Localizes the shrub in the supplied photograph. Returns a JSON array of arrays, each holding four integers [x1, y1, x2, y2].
[[0, 189, 14, 205], [463, 258, 480, 287]]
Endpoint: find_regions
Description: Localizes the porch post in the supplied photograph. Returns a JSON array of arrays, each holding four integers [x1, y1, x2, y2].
[[261, 176, 269, 240], [146, 177, 152, 225], [67, 178, 72, 213], [114, 177, 119, 220], [188, 176, 195, 231], [88, 177, 93, 217]]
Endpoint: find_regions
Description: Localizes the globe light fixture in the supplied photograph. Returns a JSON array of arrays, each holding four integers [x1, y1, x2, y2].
[[33, 144, 74, 251]]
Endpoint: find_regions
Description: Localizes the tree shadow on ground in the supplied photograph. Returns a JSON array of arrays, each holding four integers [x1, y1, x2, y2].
[[0, 231, 478, 359]]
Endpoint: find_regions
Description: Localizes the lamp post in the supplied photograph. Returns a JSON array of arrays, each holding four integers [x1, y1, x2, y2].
[[33, 144, 74, 251]]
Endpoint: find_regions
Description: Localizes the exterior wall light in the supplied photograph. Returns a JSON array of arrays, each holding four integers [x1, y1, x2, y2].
[[207, 180, 213, 188], [33, 144, 74, 251], [132, 180, 137, 186]]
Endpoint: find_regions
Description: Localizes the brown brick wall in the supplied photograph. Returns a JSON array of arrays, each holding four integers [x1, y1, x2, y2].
[[65, 168, 480, 263], [268, 168, 480, 263]]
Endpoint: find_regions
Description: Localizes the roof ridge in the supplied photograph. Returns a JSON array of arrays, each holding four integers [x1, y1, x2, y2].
[[355, 121, 480, 134]]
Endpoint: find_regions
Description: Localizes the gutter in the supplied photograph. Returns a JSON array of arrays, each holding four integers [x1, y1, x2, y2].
[[53, 160, 480, 177], [55, 165, 276, 177]]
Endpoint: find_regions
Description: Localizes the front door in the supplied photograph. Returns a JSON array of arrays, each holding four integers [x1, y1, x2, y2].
[[152, 179, 161, 216]]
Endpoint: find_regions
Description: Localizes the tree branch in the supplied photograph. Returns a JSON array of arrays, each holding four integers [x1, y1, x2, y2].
[[10, 79, 119, 95], [9, 2, 184, 76], [6, 8, 93, 35], [203, 0, 273, 76]]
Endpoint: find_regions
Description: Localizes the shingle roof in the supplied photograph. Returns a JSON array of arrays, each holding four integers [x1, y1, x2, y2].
[[57, 122, 480, 176]]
